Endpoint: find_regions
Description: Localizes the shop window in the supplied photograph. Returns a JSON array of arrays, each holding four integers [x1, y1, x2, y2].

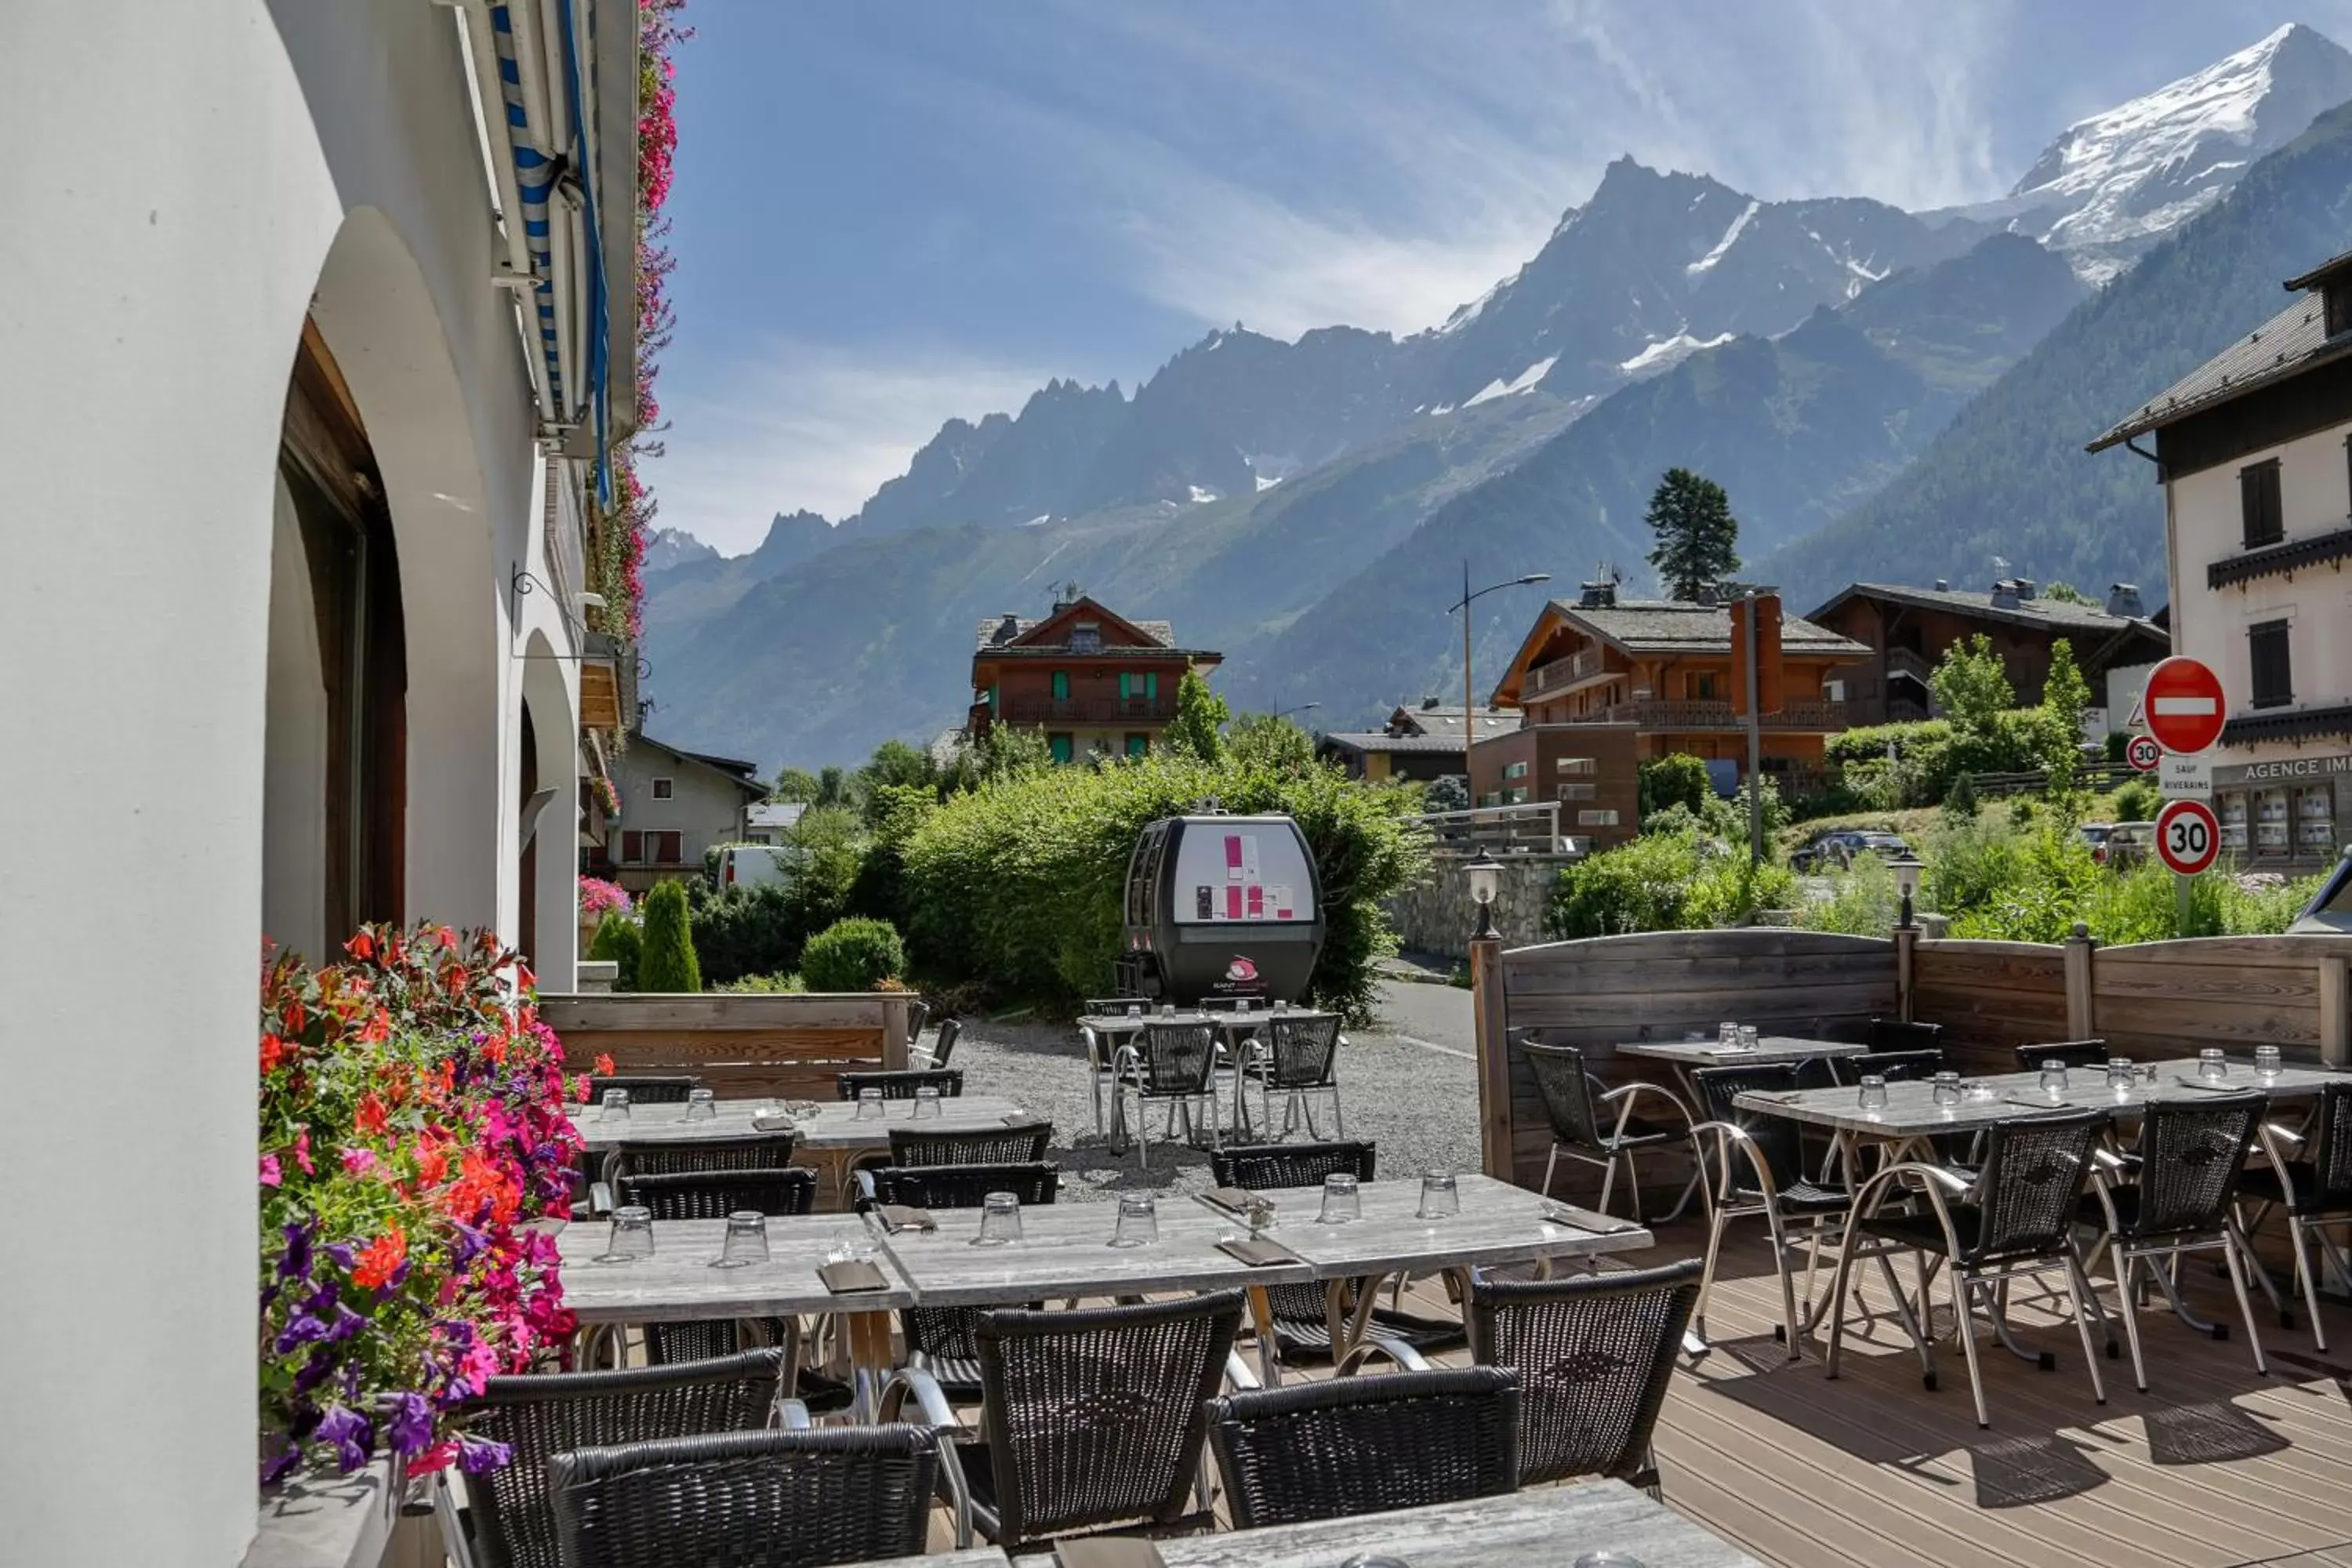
[[2298, 786, 2335, 851], [651, 777, 674, 800], [2218, 792, 2249, 853], [2256, 788, 2291, 854]]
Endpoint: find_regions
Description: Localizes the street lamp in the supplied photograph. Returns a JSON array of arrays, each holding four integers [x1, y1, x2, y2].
[[1890, 854, 1923, 929], [1272, 702, 1321, 724], [1468, 847, 1502, 940], [1450, 563, 1553, 790]]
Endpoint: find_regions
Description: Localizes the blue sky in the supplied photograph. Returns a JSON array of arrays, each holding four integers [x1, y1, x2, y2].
[[647, 2, 2352, 554]]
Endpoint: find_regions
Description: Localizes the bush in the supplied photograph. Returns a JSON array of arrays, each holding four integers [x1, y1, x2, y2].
[[578, 875, 630, 916], [715, 971, 806, 993], [687, 882, 797, 987], [1639, 754, 1712, 819], [1548, 826, 1792, 938], [636, 880, 702, 993], [1802, 851, 1904, 935], [1421, 774, 1470, 814], [2111, 778, 2161, 823], [1824, 720, 1955, 769], [899, 752, 1426, 1023], [849, 784, 938, 932], [586, 910, 641, 990], [800, 916, 909, 993]]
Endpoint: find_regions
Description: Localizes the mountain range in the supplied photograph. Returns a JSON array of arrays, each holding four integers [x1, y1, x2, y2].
[[643, 23, 2352, 771]]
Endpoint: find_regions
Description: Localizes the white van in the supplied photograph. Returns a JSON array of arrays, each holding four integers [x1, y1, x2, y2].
[[716, 844, 798, 891]]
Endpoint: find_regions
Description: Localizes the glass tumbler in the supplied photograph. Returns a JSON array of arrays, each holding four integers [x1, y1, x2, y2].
[[1319, 1173, 1362, 1224], [712, 1210, 768, 1269], [1857, 1075, 1889, 1114], [598, 1087, 631, 1123], [2039, 1062, 2070, 1097], [1739, 1025, 1760, 1052], [1109, 1193, 1158, 1248], [684, 1087, 717, 1121], [974, 1192, 1023, 1246], [2256, 1044, 2282, 1080], [856, 1087, 885, 1120], [1126, 1003, 1142, 1018], [1931, 1071, 1962, 1108], [1160, 1002, 1176, 1018], [1417, 1171, 1460, 1220], [2198, 1047, 2228, 1082], [1719, 1022, 1740, 1048], [594, 1205, 655, 1265], [913, 1086, 942, 1120]]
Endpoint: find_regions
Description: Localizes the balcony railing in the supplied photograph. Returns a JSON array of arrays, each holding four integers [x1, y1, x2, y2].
[[994, 695, 1179, 726], [1584, 698, 1848, 731], [1884, 647, 1934, 684], [1526, 646, 1613, 695], [2208, 523, 2352, 590]]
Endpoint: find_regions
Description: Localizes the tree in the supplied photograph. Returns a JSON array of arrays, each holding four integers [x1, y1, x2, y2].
[[815, 766, 851, 808], [1643, 468, 1740, 600], [635, 880, 702, 993], [1164, 669, 1230, 762], [1928, 633, 2014, 731], [1941, 768, 1980, 824], [586, 910, 641, 990], [2042, 580, 2096, 606], [2038, 637, 2092, 807], [855, 739, 938, 824], [1225, 713, 1317, 775], [771, 767, 822, 804], [941, 725, 1052, 793], [1421, 774, 1470, 813], [1638, 753, 1712, 819]]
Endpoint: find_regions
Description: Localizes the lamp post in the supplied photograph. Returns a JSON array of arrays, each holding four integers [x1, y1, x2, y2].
[[1271, 702, 1321, 724], [1468, 847, 1503, 941], [1450, 564, 1552, 795], [1891, 854, 1923, 930]]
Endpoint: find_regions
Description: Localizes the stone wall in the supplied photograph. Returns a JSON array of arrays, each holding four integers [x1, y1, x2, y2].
[[1384, 855, 1573, 961]]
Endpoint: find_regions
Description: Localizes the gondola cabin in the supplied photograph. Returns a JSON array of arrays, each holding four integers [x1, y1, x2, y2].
[[1118, 813, 1325, 1004]]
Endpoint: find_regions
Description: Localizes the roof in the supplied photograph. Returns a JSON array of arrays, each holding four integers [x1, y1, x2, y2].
[[1322, 728, 1511, 756], [973, 596, 1179, 652], [1555, 599, 1867, 656], [1809, 583, 2166, 641], [630, 731, 769, 796], [2283, 247, 2352, 292], [2089, 292, 2352, 450], [1383, 704, 1521, 742], [746, 801, 807, 830]]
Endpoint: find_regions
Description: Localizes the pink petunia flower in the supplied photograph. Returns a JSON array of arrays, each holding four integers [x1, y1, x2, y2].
[[259, 1154, 281, 1188]]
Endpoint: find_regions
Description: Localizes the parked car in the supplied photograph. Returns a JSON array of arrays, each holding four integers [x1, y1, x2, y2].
[[1791, 829, 1914, 872], [2082, 821, 2155, 867]]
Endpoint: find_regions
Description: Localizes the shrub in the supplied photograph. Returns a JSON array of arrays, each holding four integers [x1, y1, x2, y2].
[[849, 784, 938, 932], [1803, 851, 1903, 935], [1164, 670, 1232, 762], [1940, 768, 1978, 822], [900, 752, 1426, 1023], [1421, 774, 1470, 814], [1548, 826, 1794, 937], [2111, 779, 2161, 823], [636, 880, 702, 993], [1639, 753, 1712, 819], [715, 971, 806, 993], [800, 916, 908, 992], [586, 910, 641, 991], [1824, 720, 1955, 769], [686, 882, 797, 987]]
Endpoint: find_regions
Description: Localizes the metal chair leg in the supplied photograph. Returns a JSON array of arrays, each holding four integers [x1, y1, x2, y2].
[[1821, 1209, 1864, 1379], [2291, 1221, 2329, 1352], [2061, 1254, 2107, 1405], [1598, 1150, 1619, 1218], [2117, 1255, 2151, 1392], [1694, 1205, 1732, 1347], [1766, 1211, 1802, 1361], [1953, 1274, 1991, 1428], [1541, 1143, 1561, 1199], [2221, 1232, 2269, 1375]]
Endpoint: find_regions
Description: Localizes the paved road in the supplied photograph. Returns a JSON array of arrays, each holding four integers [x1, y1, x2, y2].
[[1366, 977, 1475, 1057]]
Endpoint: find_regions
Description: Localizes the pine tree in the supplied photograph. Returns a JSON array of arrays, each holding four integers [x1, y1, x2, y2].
[[1643, 468, 1740, 600], [635, 880, 702, 993], [586, 910, 641, 991]]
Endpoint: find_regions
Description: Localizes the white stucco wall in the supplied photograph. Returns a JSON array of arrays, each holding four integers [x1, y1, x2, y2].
[[263, 477, 331, 964], [608, 742, 759, 874], [2, 2, 590, 1561]]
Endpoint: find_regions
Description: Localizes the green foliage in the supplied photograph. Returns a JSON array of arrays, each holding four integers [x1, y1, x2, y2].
[[800, 916, 909, 993], [1165, 670, 1231, 762], [1944, 819, 2099, 944], [855, 741, 939, 823], [1549, 824, 1793, 937], [1687, 851, 1798, 930], [771, 767, 822, 804], [685, 883, 796, 988], [942, 725, 1054, 793], [899, 752, 1426, 1023], [1639, 753, 1712, 820], [1643, 467, 1740, 599], [1802, 851, 1902, 935], [1226, 713, 1319, 775], [1929, 633, 2014, 729], [2042, 580, 2095, 605], [586, 910, 641, 990], [1825, 720, 1955, 768], [715, 971, 806, 993], [1421, 774, 1470, 814], [1942, 768, 1979, 823], [2111, 778, 2161, 824], [849, 783, 938, 932], [2039, 638, 2092, 800], [816, 766, 851, 808], [635, 880, 702, 993]]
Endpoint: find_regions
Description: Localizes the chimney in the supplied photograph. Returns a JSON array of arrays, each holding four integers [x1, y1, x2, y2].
[[1990, 579, 2020, 610], [2107, 583, 2144, 619], [1421, 695, 1440, 710], [1578, 579, 1617, 609], [2013, 578, 2037, 601], [1933, 579, 1948, 591], [994, 612, 1020, 643]]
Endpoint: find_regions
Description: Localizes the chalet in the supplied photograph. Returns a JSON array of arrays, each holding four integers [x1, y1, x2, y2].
[[588, 731, 768, 891], [1806, 579, 2169, 730], [1318, 700, 1520, 782], [2091, 246, 2352, 869], [969, 592, 1221, 763]]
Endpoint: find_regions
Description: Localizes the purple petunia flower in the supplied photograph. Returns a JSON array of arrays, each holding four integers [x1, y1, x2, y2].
[[384, 1392, 434, 1455], [277, 1220, 314, 1281], [314, 1403, 373, 1473], [323, 1302, 368, 1344], [292, 1348, 337, 1398], [260, 1439, 303, 1486], [273, 1313, 330, 1354], [449, 1223, 487, 1268], [321, 1242, 356, 1272], [456, 1435, 514, 1475]]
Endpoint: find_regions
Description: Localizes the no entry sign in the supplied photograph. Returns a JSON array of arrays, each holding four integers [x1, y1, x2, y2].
[[2154, 798, 2221, 877], [2140, 656, 2227, 755], [2125, 735, 2162, 772]]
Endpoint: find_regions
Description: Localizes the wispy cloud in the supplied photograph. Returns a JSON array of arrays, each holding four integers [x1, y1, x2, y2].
[[644, 340, 1060, 555]]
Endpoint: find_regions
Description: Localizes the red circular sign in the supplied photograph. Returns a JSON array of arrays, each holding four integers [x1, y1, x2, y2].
[[2154, 799, 2221, 876], [2125, 735, 2162, 772], [2141, 656, 2227, 754]]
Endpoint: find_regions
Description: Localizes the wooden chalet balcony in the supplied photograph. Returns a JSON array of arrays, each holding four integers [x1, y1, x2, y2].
[[1526, 645, 1615, 695], [1584, 697, 1848, 731], [994, 695, 1179, 725]]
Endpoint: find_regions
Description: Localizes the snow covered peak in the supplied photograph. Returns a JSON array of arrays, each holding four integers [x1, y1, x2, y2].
[[1986, 24, 2352, 274]]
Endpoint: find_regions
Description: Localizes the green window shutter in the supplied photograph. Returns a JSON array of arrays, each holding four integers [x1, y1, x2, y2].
[[1118, 673, 1131, 700], [1127, 734, 1148, 758], [1052, 670, 1069, 701], [1049, 734, 1074, 764], [1145, 672, 1159, 702]]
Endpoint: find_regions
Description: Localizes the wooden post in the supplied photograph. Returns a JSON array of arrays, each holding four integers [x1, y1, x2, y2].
[[2321, 953, 2349, 1068], [880, 993, 912, 1070], [1470, 934, 1512, 1181], [1894, 924, 1918, 1022], [2063, 922, 2096, 1042]]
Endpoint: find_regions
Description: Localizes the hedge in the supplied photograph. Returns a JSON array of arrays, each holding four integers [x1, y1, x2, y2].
[[800, 916, 908, 993]]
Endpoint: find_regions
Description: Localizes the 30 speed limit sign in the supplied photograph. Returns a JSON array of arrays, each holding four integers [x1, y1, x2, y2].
[[2125, 735, 2162, 772], [2154, 798, 2220, 877]]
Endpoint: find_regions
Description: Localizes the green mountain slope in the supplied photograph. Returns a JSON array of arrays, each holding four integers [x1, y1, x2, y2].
[[1764, 100, 2352, 611]]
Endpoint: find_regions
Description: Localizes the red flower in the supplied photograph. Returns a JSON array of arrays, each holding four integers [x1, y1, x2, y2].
[[354, 1094, 390, 1138], [346, 932, 375, 961], [260, 1033, 289, 1073], [593, 1053, 616, 1076], [352, 1226, 408, 1290]]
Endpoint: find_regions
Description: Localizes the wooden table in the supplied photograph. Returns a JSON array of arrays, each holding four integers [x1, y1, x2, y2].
[[569, 1095, 1033, 1203], [1150, 1478, 1763, 1566], [1619, 1034, 1867, 1072], [558, 1213, 912, 1414], [862, 1552, 1009, 1568]]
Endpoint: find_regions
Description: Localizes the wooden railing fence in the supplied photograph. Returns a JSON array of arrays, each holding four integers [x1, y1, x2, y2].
[[537, 992, 914, 1100]]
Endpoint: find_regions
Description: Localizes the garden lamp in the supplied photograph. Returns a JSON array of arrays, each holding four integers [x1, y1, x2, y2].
[[1468, 847, 1503, 941], [1891, 854, 1923, 929]]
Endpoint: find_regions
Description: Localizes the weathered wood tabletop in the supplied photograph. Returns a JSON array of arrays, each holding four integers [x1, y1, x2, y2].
[[1621, 1034, 1867, 1068], [1243, 1171, 1653, 1279], [1149, 1478, 1763, 1567], [860, 1551, 1009, 1568], [1077, 1008, 1333, 1035], [873, 1193, 1316, 1307], [557, 1214, 915, 1320], [1736, 1058, 2342, 1138], [567, 1094, 1032, 1153]]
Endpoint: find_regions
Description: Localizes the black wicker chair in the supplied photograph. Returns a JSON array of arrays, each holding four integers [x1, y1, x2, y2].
[[905, 999, 931, 1044], [1831, 1048, 1945, 1087], [1686, 1062, 1852, 1359], [585, 1075, 702, 1105], [2082, 1091, 2270, 1390], [2242, 1079, 2352, 1350], [916, 1018, 961, 1071], [612, 1167, 818, 1367], [1867, 1018, 1944, 1051], [837, 1068, 963, 1102], [1240, 1013, 1345, 1140], [2011, 1039, 2110, 1072], [1513, 1033, 1694, 1221], [1466, 1258, 1700, 1490], [1210, 1142, 1463, 1364], [884, 1292, 1246, 1550], [464, 1350, 784, 1568], [1207, 1368, 1520, 1529], [1083, 996, 1152, 1015], [887, 1120, 1052, 1167], [608, 1133, 799, 1184], [1825, 1109, 2111, 1428], [861, 1162, 1062, 1400], [548, 1425, 938, 1568], [1109, 1020, 1221, 1167]]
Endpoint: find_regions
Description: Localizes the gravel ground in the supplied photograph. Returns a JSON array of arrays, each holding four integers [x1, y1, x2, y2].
[[949, 981, 1481, 1203]]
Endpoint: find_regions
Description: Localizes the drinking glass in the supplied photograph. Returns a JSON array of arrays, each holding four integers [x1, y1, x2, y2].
[[712, 1210, 768, 1269], [2255, 1044, 2282, 1080], [1275, 998, 1291, 1014], [1739, 1025, 1760, 1052], [1243, 1196, 1278, 1234], [1109, 1193, 1158, 1248], [1417, 1171, 1460, 1220], [913, 1086, 942, 1120], [2107, 1058, 2136, 1092], [2198, 1047, 2228, 1082], [1319, 1173, 1362, 1224], [597, 1087, 630, 1124], [1857, 1075, 1889, 1115], [1931, 1071, 1962, 1108], [974, 1192, 1023, 1246], [684, 1087, 717, 1121], [1126, 1003, 1142, 1018], [1237, 997, 1254, 1013], [2039, 1062, 2069, 1097], [1160, 1002, 1176, 1018], [826, 1237, 877, 1265], [593, 1205, 655, 1265], [856, 1087, 885, 1121]]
